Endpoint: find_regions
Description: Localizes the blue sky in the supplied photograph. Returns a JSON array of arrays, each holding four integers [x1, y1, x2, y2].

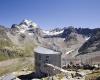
[[0, 0, 100, 29]]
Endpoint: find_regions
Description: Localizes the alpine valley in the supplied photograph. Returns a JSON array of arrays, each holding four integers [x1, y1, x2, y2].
[[0, 19, 100, 79], [0, 19, 100, 62]]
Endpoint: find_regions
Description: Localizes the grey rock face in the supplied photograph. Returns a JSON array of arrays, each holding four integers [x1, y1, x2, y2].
[[78, 31, 100, 54]]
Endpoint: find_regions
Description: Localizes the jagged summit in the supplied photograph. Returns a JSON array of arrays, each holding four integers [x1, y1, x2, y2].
[[11, 19, 38, 33], [20, 19, 38, 27]]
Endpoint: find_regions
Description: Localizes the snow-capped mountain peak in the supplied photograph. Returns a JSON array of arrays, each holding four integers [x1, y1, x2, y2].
[[12, 19, 38, 33], [20, 19, 38, 28], [22, 19, 33, 26]]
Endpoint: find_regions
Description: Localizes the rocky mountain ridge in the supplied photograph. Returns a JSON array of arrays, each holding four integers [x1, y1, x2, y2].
[[0, 19, 100, 63]]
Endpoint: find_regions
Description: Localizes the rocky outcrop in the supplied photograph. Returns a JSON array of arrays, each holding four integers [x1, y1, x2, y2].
[[78, 31, 100, 54]]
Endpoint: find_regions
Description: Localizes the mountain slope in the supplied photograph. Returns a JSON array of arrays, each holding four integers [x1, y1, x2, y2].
[[76, 31, 100, 64], [0, 19, 100, 64], [0, 24, 36, 61], [78, 31, 100, 54]]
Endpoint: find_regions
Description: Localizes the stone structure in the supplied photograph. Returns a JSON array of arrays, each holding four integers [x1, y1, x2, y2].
[[34, 46, 61, 76]]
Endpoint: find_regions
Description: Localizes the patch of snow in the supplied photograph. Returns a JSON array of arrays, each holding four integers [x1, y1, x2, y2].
[[28, 33, 33, 36], [43, 30, 50, 34], [16, 19, 38, 33], [85, 37, 90, 41], [43, 30, 64, 35], [19, 29, 26, 33], [23, 19, 32, 25], [31, 22, 38, 27], [19, 24, 29, 30], [22, 19, 38, 28], [65, 50, 74, 55]]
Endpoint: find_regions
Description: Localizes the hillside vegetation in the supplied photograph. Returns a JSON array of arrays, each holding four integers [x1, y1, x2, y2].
[[0, 35, 35, 61]]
